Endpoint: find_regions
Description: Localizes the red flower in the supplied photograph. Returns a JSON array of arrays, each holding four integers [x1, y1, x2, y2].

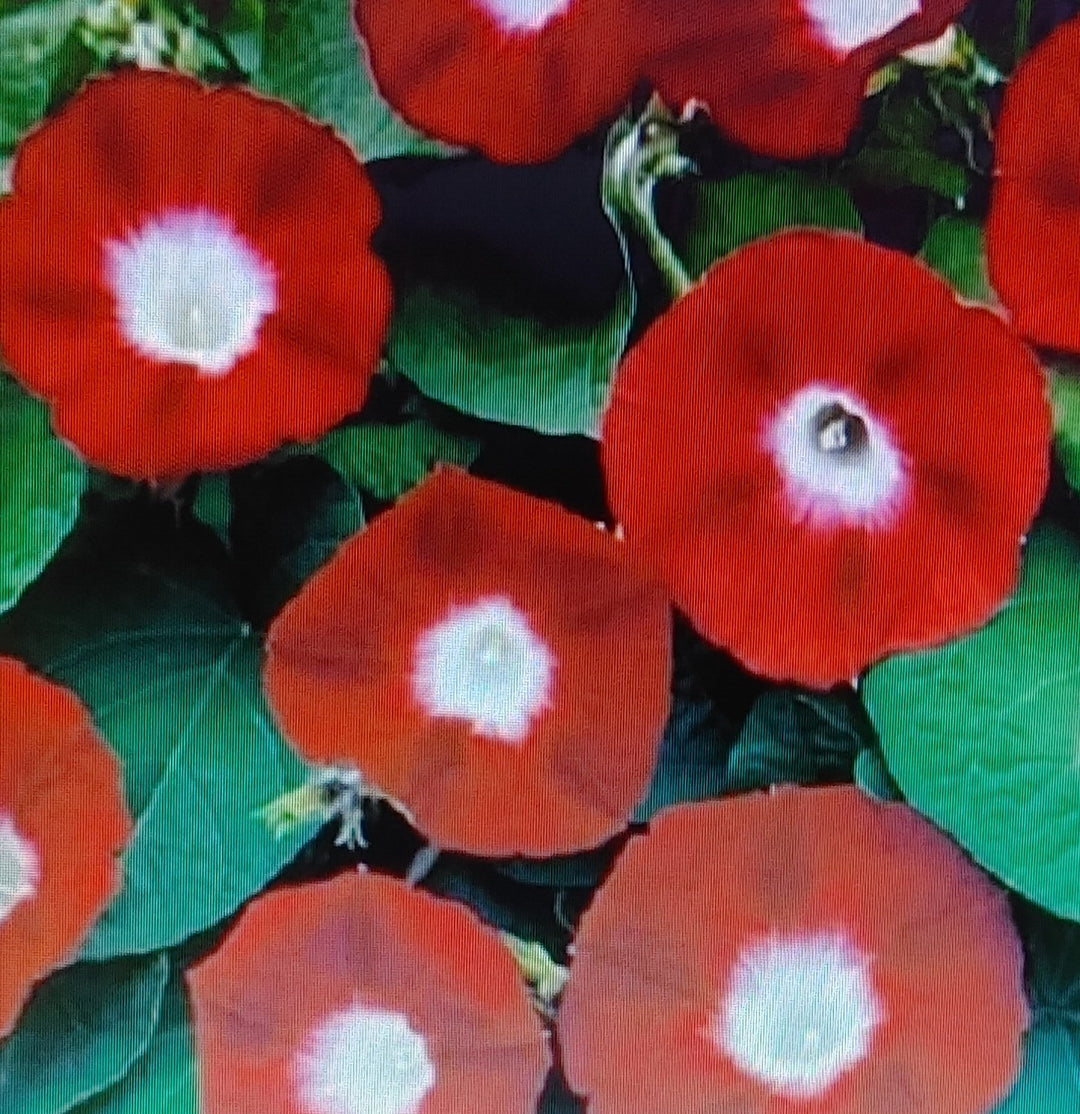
[[0, 657, 131, 1036], [186, 870, 550, 1114], [0, 70, 392, 481], [601, 231, 1050, 687], [639, 0, 966, 158], [263, 467, 671, 857], [987, 16, 1080, 353], [355, 0, 644, 162], [558, 786, 1029, 1114]]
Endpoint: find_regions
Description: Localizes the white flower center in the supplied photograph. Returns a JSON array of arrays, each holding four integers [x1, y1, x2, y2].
[[103, 206, 277, 376], [411, 595, 555, 744], [761, 382, 909, 530], [801, 0, 921, 54], [293, 1002, 436, 1114], [713, 931, 883, 1099], [472, 0, 574, 33], [0, 813, 40, 925]]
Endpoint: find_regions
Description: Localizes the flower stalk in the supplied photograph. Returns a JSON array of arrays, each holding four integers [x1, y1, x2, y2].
[[602, 96, 698, 301]]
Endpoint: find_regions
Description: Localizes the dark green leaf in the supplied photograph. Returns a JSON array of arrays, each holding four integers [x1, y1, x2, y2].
[[724, 687, 871, 795], [229, 454, 365, 627], [423, 856, 568, 960], [537, 1069, 586, 1114], [993, 901, 1080, 1112], [492, 836, 626, 890], [0, 954, 168, 1114], [0, 499, 319, 959], [919, 215, 994, 303], [681, 172, 862, 278], [852, 746, 904, 802], [190, 473, 230, 548], [256, 0, 455, 160], [0, 372, 86, 615], [632, 625, 762, 822], [313, 418, 480, 503], [72, 969, 196, 1114], [385, 282, 634, 438], [863, 526, 1080, 920], [876, 88, 938, 148], [848, 145, 969, 201]]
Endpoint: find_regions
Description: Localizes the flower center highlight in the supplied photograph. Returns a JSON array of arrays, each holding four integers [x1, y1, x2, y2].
[[712, 930, 883, 1099], [103, 206, 277, 376], [801, 0, 921, 55], [473, 0, 575, 33], [761, 382, 909, 529], [0, 813, 40, 925], [293, 1001, 435, 1114], [411, 595, 555, 743]]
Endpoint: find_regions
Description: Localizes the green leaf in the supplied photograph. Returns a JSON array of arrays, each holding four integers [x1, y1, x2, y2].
[[0, 954, 168, 1114], [863, 526, 1080, 921], [1050, 370, 1080, 495], [632, 685, 734, 822], [993, 901, 1080, 1113], [852, 745, 904, 802], [0, 372, 86, 615], [229, 453, 365, 627], [493, 837, 626, 890], [876, 87, 938, 148], [190, 472, 230, 548], [386, 282, 635, 438], [0, 0, 92, 154], [632, 623, 762, 823], [681, 172, 862, 278], [848, 145, 969, 201], [313, 418, 480, 503], [72, 969, 196, 1114], [256, 0, 455, 160], [919, 215, 994, 303], [994, 1023, 1080, 1113], [0, 498, 320, 959], [724, 687, 872, 795]]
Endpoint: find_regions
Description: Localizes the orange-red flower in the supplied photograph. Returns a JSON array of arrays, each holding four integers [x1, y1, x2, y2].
[[601, 231, 1051, 687], [639, 0, 967, 158], [0, 70, 392, 481], [355, 0, 645, 162], [186, 870, 550, 1114], [263, 467, 671, 857], [987, 16, 1080, 353], [0, 657, 131, 1036], [558, 786, 1029, 1114]]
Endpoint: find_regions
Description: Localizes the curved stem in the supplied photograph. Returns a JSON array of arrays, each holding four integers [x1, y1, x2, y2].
[[602, 97, 697, 302]]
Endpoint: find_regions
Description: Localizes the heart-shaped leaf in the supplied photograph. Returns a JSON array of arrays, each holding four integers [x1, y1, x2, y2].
[[863, 526, 1080, 920], [0, 954, 168, 1114], [0, 498, 319, 959]]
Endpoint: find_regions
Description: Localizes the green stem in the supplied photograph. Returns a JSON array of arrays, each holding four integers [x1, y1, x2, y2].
[[602, 98, 697, 302], [627, 184, 694, 301], [1014, 0, 1035, 68]]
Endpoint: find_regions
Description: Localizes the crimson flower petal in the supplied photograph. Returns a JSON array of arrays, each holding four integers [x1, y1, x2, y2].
[[558, 787, 1029, 1114], [987, 16, 1080, 353], [0, 657, 131, 1036], [355, 0, 645, 163], [640, 0, 966, 158], [601, 230, 1051, 686], [263, 467, 671, 857], [0, 69, 392, 481], [186, 870, 551, 1114]]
